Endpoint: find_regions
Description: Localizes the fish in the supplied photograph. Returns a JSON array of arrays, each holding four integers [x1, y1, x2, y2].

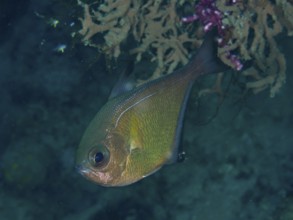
[[76, 31, 229, 187]]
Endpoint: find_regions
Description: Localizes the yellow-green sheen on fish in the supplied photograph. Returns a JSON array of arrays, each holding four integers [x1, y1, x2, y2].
[[76, 31, 228, 186]]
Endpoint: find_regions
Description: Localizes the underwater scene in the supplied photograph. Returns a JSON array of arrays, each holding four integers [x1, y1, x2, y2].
[[0, 0, 293, 219]]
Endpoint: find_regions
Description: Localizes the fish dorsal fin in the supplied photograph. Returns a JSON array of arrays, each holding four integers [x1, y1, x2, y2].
[[109, 61, 136, 99]]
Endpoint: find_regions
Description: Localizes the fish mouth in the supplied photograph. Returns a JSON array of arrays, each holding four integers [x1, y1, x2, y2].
[[75, 164, 91, 177], [75, 163, 114, 186]]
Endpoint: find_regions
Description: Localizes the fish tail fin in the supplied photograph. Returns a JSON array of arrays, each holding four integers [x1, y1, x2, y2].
[[189, 30, 230, 77]]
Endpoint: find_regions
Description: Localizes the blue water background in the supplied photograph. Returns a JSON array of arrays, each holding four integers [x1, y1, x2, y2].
[[0, 1, 292, 219]]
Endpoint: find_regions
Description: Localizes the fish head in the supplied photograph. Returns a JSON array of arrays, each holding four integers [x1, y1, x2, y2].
[[76, 123, 132, 186], [76, 92, 170, 187]]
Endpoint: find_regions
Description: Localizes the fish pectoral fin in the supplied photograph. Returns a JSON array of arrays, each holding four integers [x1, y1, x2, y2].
[[130, 138, 143, 151]]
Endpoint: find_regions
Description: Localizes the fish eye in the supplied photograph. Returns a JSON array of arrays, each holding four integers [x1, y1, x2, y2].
[[94, 152, 104, 164], [89, 147, 109, 168]]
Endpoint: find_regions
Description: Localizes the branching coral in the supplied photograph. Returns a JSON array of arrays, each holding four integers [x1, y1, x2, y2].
[[76, 0, 293, 97], [78, 0, 138, 58], [78, 0, 198, 81], [216, 0, 293, 97], [129, 0, 202, 80]]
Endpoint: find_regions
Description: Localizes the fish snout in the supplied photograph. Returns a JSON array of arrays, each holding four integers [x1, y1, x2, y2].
[[75, 164, 90, 177]]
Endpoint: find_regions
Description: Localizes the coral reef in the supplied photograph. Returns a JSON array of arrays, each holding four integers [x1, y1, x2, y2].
[[77, 0, 197, 81], [77, 0, 293, 97], [216, 0, 293, 97]]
